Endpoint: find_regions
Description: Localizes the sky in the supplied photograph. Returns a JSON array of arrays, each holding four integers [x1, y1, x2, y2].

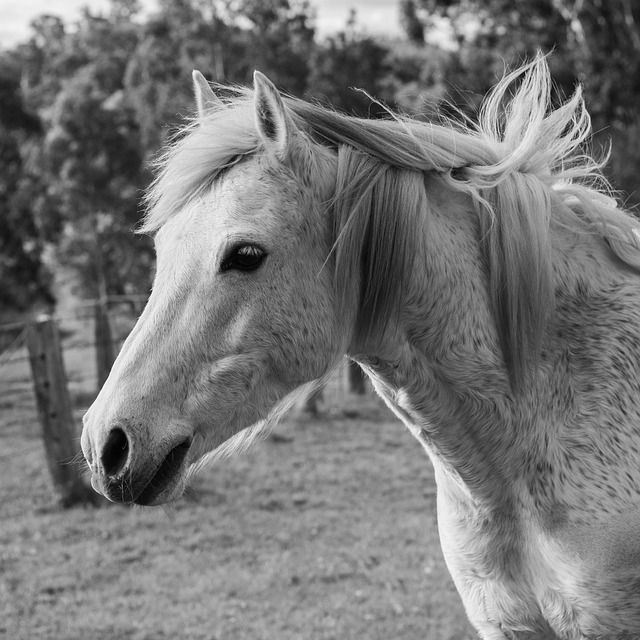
[[0, 0, 404, 49]]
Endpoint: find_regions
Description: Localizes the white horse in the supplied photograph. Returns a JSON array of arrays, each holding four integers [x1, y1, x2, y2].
[[82, 56, 640, 638]]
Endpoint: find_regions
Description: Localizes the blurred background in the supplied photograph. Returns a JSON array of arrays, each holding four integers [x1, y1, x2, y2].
[[2, 0, 640, 323], [1, 1, 639, 639]]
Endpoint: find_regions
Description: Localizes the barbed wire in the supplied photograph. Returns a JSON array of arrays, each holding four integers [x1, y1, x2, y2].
[[0, 294, 144, 371], [0, 339, 126, 374], [0, 328, 27, 369], [0, 294, 148, 333], [0, 312, 131, 379]]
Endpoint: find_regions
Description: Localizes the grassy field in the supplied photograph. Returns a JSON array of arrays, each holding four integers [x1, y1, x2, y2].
[[0, 330, 476, 640]]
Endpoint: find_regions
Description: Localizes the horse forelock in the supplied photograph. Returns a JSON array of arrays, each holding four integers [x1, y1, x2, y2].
[[139, 98, 259, 235], [141, 56, 640, 388]]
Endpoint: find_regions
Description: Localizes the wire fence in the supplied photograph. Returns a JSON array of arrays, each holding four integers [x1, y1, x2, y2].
[[0, 298, 142, 442]]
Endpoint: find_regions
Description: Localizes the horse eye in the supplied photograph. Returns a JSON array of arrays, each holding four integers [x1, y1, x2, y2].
[[220, 244, 266, 272]]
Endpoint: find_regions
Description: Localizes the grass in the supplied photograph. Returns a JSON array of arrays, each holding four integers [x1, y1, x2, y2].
[[0, 336, 476, 640]]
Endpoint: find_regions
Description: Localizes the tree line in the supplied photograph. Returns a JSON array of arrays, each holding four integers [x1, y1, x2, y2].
[[2, 0, 639, 318]]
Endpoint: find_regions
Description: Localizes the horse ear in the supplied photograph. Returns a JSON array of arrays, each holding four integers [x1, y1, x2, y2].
[[192, 70, 223, 118], [253, 71, 294, 160]]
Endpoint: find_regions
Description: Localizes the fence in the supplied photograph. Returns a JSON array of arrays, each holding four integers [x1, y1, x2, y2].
[[0, 297, 145, 506], [0, 297, 369, 507]]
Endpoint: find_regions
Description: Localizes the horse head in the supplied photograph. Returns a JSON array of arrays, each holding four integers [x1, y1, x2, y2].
[[81, 72, 342, 505]]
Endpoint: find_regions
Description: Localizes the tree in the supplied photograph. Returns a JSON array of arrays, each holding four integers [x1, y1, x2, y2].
[[124, 0, 217, 150], [399, 0, 640, 206], [0, 55, 53, 316], [3, 0, 323, 313], [124, 0, 316, 155], [43, 67, 151, 299], [10, 4, 155, 302], [399, 0, 425, 45], [308, 11, 391, 116], [228, 0, 316, 94]]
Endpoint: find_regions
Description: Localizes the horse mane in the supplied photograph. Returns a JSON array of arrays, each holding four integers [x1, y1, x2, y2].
[[141, 54, 640, 390]]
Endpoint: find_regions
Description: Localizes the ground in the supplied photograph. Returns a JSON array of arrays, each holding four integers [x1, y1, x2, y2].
[[0, 322, 476, 640]]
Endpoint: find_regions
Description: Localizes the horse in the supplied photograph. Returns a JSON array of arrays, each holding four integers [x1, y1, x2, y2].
[[81, 56, 640, 639]]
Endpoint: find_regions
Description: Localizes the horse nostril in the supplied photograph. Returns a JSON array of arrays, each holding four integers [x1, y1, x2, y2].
[[101, 427, 130, 478]]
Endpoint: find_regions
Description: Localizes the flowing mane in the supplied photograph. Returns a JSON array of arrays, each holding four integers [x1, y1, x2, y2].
[[141, 56, 640, 389]]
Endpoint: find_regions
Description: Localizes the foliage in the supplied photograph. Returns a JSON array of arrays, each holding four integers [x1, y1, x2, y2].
[[0, 56, 53, 314], [1, 0, 640, 315], [400, 0, 640, 203], [43, 67, 151, 299], [227, 0, 316, 94], [308, 13, 391, 116]]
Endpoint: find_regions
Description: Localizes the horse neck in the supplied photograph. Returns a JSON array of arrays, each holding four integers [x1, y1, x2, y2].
[[350, 179, 514, 502], [353, 177, 640, 512]]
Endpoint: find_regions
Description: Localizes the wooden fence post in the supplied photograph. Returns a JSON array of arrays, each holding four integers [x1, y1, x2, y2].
[[304, 386, 324, 416], [94, 300, 115, 389], [347, 360, 367, 394], [26, 316, 100, 507]]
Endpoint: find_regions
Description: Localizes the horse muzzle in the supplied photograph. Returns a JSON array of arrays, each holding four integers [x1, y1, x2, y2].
[[81, 418, 193, 506]]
